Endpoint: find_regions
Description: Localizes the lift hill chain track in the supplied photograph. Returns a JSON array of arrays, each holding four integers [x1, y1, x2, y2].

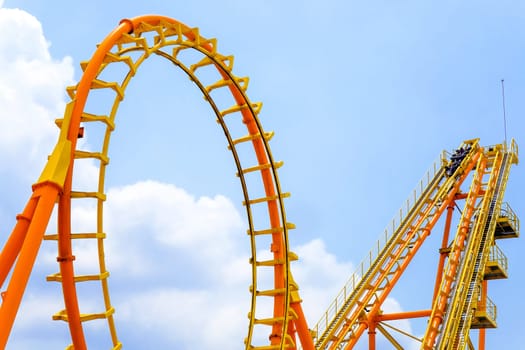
[[0, 15, 520, 350], [311, 139, 519, 350]]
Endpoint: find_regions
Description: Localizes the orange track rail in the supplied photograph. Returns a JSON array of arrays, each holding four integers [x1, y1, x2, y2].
[[0, 15, 315, 350]]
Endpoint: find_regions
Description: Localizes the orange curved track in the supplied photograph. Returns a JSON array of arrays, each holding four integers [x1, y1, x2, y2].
[[0, 15, 520, 350], [0, 15, 314, 350]]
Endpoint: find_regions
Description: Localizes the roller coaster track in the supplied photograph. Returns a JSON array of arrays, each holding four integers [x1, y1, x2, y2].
[[311, 139, 519, 350], [0, 14, 521, 350], [0, 15, 314, 350], [429, 146, 514, 350]]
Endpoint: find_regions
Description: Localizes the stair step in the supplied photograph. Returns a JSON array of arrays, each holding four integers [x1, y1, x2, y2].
[[115, 33, 149, 52], [237, 161, 284, 176], [47, 271, 110, 283], [44, 232, 106, 240], [74, 150, 109, 165], [251, 251, 299, 266], [71, 191, 106, 201], [229, 131, 274, 149], [245, 334, 296, 349], [90, 79, 124, 100], [102, 52, 136, 74], [206, 76, 249, 93], [220, 102, 262, 117], [52, 307, 115, 322], [247, 222, 296, 236], [243, 192, 290, 206], [250, 287, 286, 297], [253, 315, 285, 326]]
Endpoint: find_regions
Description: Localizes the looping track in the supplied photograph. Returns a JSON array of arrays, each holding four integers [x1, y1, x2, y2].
[[0, 14, 520, 350], [0, 15, 314, 350]]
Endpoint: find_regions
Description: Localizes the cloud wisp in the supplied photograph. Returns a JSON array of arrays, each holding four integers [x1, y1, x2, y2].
[[0, 7, 73, 179]]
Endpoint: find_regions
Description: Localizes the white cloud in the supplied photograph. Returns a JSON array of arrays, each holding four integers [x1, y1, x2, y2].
[[7, 337, 66, 350], [0, 7, 74, 179], [12, 292, 62, 329], [43, 178, 359, 348], [98, 180, 254, 347], [6, 291, 68, 350], [117, 287, 246, 349], [292, 238, 354, 323], [102, 180, 246, 277]]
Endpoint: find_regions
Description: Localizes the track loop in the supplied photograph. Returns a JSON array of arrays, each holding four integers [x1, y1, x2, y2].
[[37, 16, 314, 350]]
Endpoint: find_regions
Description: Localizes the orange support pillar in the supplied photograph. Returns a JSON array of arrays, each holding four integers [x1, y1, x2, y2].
[[478, 280, 488, 350], [433, 202, 455, 302], [0, 184, 59, 349], [479, 329, 486, 350], [291, 301, 315, 350], [376, 309, 432, 322], [368, 320, 376, 350], [0, 197, 38, 287]]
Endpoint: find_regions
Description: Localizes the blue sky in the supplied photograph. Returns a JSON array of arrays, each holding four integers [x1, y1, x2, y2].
[[0, 1, 523, 349]]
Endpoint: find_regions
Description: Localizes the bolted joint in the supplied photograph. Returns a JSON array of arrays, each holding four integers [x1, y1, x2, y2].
[[56, 255, 76, 263]]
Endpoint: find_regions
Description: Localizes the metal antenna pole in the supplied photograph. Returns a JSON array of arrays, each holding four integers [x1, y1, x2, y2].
[[501, 79, 508, 147]]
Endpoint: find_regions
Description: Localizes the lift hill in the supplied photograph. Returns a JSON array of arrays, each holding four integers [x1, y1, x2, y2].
[[311, 138, 519, 350]]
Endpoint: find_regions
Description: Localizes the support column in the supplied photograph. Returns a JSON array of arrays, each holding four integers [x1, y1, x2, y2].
[[0, 185, 59, 349], [478, 280, 488, 350], [433, 201, 455, 301], [368, 320, 376, 350]]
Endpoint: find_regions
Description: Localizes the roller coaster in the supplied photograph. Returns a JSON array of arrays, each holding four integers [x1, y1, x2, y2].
[[0, 15, 520, 350]]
